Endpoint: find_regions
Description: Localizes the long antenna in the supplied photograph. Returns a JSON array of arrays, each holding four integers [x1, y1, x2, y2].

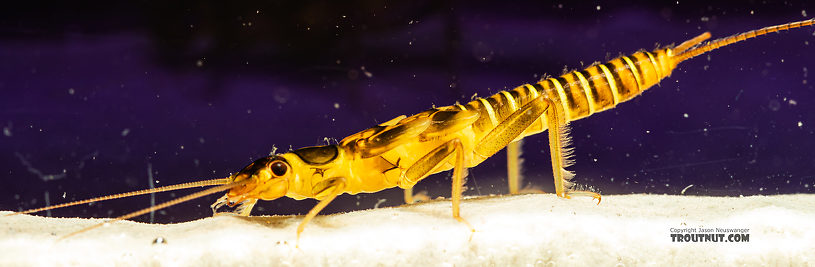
[[58, 179, 247, 240], [675, 18, 815, 63], [7, 177, 231, 216]]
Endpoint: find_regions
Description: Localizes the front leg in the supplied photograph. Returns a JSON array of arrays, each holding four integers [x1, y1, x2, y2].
[[297, 177, 347, 244]]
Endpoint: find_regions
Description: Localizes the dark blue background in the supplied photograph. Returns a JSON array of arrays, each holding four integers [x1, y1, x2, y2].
[[2, 1, 814, 223]]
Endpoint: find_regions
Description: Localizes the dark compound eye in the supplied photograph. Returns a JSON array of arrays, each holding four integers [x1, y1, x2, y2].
[[270, 161, 288, 176]]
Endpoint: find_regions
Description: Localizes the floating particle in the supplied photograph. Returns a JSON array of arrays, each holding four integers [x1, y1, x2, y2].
[[361, 66, 373, 78], [472, 41, 494, 63], [273, 87, 291, 104], [768, 99, 781, 111]]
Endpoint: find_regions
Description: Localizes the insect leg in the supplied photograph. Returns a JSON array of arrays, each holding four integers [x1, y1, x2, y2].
[[472, 94, 547, 193], [544, 100, 601, 203], [297, 177, 347, 243], [403, 108, 480, 204], [403, 187, 430, 204], [506, 140, 522, 194], [508, 139, 546, 194], [469, 94, 596, 201], [404, 187, 415, 204], [448, 139, 473, 234], [403, 138, 474, 234], [473, 95, 549, 159], [545, 102, 573, 198]]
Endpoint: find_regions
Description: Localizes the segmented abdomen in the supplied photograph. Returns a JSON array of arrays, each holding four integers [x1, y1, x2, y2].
[[456, 49, 675, 138]]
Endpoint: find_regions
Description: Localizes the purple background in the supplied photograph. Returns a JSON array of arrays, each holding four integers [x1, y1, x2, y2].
[[2, 1, 814, 223]]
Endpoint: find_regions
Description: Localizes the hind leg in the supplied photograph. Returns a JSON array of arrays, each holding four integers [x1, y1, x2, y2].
[[507, 140, 522, 194], [543, 100, 601, 203]]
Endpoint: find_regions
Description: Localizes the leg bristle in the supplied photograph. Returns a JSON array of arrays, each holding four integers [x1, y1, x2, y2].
[[558, 124, 576, 168]]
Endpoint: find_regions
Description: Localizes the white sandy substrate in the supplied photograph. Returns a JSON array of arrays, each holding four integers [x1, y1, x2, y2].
[[1, 194, 814, 266]]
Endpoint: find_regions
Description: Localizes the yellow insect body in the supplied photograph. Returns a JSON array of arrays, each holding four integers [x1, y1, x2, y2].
[[12, 18, 815, 242], [312, 49, 677, 196]]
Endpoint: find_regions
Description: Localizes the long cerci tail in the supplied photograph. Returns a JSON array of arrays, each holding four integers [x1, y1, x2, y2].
[[673, 18, 815, 64]]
